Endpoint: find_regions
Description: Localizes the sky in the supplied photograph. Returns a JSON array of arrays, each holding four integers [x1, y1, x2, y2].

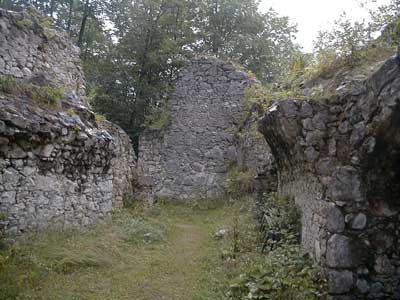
[[259, 0, 391, 52]]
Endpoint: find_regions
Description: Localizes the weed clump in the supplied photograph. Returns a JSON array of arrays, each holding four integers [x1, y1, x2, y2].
[[225, 166, 256, 198], [0, 75, 64, 109], [221, 196, 326, 300], [0, 76, 18, 94], [259, 193, 301, 251], [30, 85, 64, 108]]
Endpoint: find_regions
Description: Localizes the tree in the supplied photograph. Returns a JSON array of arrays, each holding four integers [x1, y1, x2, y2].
[[314, 13, 371, 67], [1, 0, 299, 150]]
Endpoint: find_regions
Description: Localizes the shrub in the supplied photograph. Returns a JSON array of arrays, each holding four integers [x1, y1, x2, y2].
[[26, 7, 52, 29], [243, 84, 272, 115], [243, 83, 305, 119], [95, 113, 106, 122], [225, 194, 326, 300], [228, 244, 326, 300], [258, 193, 301, 251]]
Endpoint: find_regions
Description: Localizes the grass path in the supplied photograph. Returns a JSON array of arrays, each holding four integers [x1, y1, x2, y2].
[[1, 203, 239, 300]]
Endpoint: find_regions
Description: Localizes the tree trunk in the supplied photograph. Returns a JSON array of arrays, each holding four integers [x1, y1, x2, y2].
[[77, 0, 90, 47], [67, 0, 74, 34]]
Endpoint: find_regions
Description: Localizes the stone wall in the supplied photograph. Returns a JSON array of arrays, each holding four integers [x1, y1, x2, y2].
[[0, 9, 136, 235], [137, 57, 275, 201], [101, 121, 137, 208], [259, 56, 400, 299], [0, 9, 86, 103]]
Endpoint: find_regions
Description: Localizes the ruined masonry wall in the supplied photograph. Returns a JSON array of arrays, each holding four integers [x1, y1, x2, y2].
[[0, 9, 136, 235], [259, 57, 400, 299], [138, 57, 274, 201], [0, 9, 86, 102]]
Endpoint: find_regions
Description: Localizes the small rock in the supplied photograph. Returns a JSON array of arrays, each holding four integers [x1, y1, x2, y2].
[[143, 232, 153, 243], [327, 234, 354, 268], [41, 144, 54, 157], [326, 205, 345, 233], [351, 213, 367, 230], [328, 270, 354, 294], [215, 229, 229, 239], [357, 279, 370, 294]]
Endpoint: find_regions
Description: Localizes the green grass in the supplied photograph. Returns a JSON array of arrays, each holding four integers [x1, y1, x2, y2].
[[0, 200, 324, 300], [0, 202, 238, 300]]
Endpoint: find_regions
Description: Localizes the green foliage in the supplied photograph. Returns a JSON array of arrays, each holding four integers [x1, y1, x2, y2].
[[112, 212, 168, 244], [314, 14, 371, 67], [227, 244, 325, 300], [0, 76, 18, 94], [304, 9, 397, 83], [0, 75, 64, 109], [259, 193, 301, 251], [243, 84, 272, 114], [66, 108, 78, 116], [122, 193, 136, 209], [225, 166, 256, 198], [30, 85, 64, 108], [144, 103, 171, 131], [224, 195, 325, 300], [26, 6, 53, 29], [94, 112, 106, 122], [15, 18, 34, 28]]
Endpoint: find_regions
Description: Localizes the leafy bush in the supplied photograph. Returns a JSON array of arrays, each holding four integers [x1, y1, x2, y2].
[[258, 193, 301, 251], [228, 244, 326, 300], [225, 166, 256, 198], [30, 85, 64, 108], [224, 194, 326, 300]]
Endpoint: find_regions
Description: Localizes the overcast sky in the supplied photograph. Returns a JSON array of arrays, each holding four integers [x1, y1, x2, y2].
[[259, 0, 391, 52]]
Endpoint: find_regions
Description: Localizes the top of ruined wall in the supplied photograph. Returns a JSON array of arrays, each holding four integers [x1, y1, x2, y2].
[[0, 9, 86, 104]]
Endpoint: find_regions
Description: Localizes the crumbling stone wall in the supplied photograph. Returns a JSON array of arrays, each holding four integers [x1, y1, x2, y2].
[[0, 9, 86, 103], [0, 9, 136, 235], [101, 121, 137, 208], [138, 57, 275, 201], [259, 57, 400, 299]]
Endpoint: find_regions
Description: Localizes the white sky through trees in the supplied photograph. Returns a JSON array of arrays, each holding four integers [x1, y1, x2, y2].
[[260, 0, 391, 52]]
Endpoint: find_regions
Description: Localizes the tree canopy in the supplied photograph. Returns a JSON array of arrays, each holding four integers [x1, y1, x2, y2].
[[0, 0, 300, 149]]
